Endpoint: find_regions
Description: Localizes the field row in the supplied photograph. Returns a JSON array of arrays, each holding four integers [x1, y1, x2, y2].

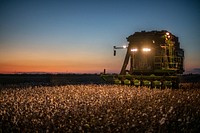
[[1, 85, 200, 132]]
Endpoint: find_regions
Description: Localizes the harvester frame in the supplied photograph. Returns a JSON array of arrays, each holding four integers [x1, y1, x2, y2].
[[101, 30, 184, 89]]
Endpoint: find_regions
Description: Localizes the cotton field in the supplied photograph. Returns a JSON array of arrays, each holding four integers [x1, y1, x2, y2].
[[1, 85, 200, 132]]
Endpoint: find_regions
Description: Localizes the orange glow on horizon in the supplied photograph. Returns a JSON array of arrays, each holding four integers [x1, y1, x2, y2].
[[0, 59, 119, 74], [0, 62, 106, 74], [0, 45, 121, 74], [0, 66, 104, 74]]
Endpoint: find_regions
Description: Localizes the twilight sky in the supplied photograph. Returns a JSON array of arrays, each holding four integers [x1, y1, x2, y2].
[[0, 0, 200, 74]]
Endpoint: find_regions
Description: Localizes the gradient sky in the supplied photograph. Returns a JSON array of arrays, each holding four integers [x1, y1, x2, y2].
[[0, 0, 200, 74]]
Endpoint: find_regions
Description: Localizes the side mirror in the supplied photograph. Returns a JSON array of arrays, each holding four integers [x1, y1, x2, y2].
[[114, 50, 116, 56]]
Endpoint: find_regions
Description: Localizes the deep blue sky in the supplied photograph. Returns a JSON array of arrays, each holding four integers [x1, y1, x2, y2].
[[0, 0, 200, 73]]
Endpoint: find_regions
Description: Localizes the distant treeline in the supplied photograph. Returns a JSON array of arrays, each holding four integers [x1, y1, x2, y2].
[[0, 74, 105, 86], [180, 74, 200, 83], [0, 74, 199, 86]]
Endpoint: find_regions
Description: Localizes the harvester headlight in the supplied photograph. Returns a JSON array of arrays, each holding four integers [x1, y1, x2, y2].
[[131, 48, 138, 52], [142, 48, 151, 52], [123, 45, 127, 48]]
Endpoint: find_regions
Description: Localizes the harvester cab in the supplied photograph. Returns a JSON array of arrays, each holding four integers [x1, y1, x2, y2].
[[101, 30, 184, 89]]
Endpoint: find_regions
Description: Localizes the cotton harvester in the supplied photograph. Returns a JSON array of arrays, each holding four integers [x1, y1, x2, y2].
[[101, 30, 184, 88]]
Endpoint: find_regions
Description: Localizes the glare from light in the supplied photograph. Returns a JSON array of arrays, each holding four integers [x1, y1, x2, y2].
[[131, 48, 138, 52], [142, 48, 151, 52], [123, 45, 127, 48], [166, 32, 170, 38], [166, 32, 170, 36]]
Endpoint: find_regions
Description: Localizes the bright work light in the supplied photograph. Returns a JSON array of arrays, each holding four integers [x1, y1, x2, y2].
[[142, 48, 151, 52], [123, 45, 127, 48], [166, 32, 170, 38], [131, 48, 138, 52]]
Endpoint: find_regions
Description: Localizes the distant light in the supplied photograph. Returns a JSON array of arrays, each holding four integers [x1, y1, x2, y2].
[[123, 45, 127, 48], [131, 48, 138, 52], [142, 48, 151, 52]]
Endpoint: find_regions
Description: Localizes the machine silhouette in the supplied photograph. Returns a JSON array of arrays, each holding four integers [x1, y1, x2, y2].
[[102, 30, 184, 88]]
